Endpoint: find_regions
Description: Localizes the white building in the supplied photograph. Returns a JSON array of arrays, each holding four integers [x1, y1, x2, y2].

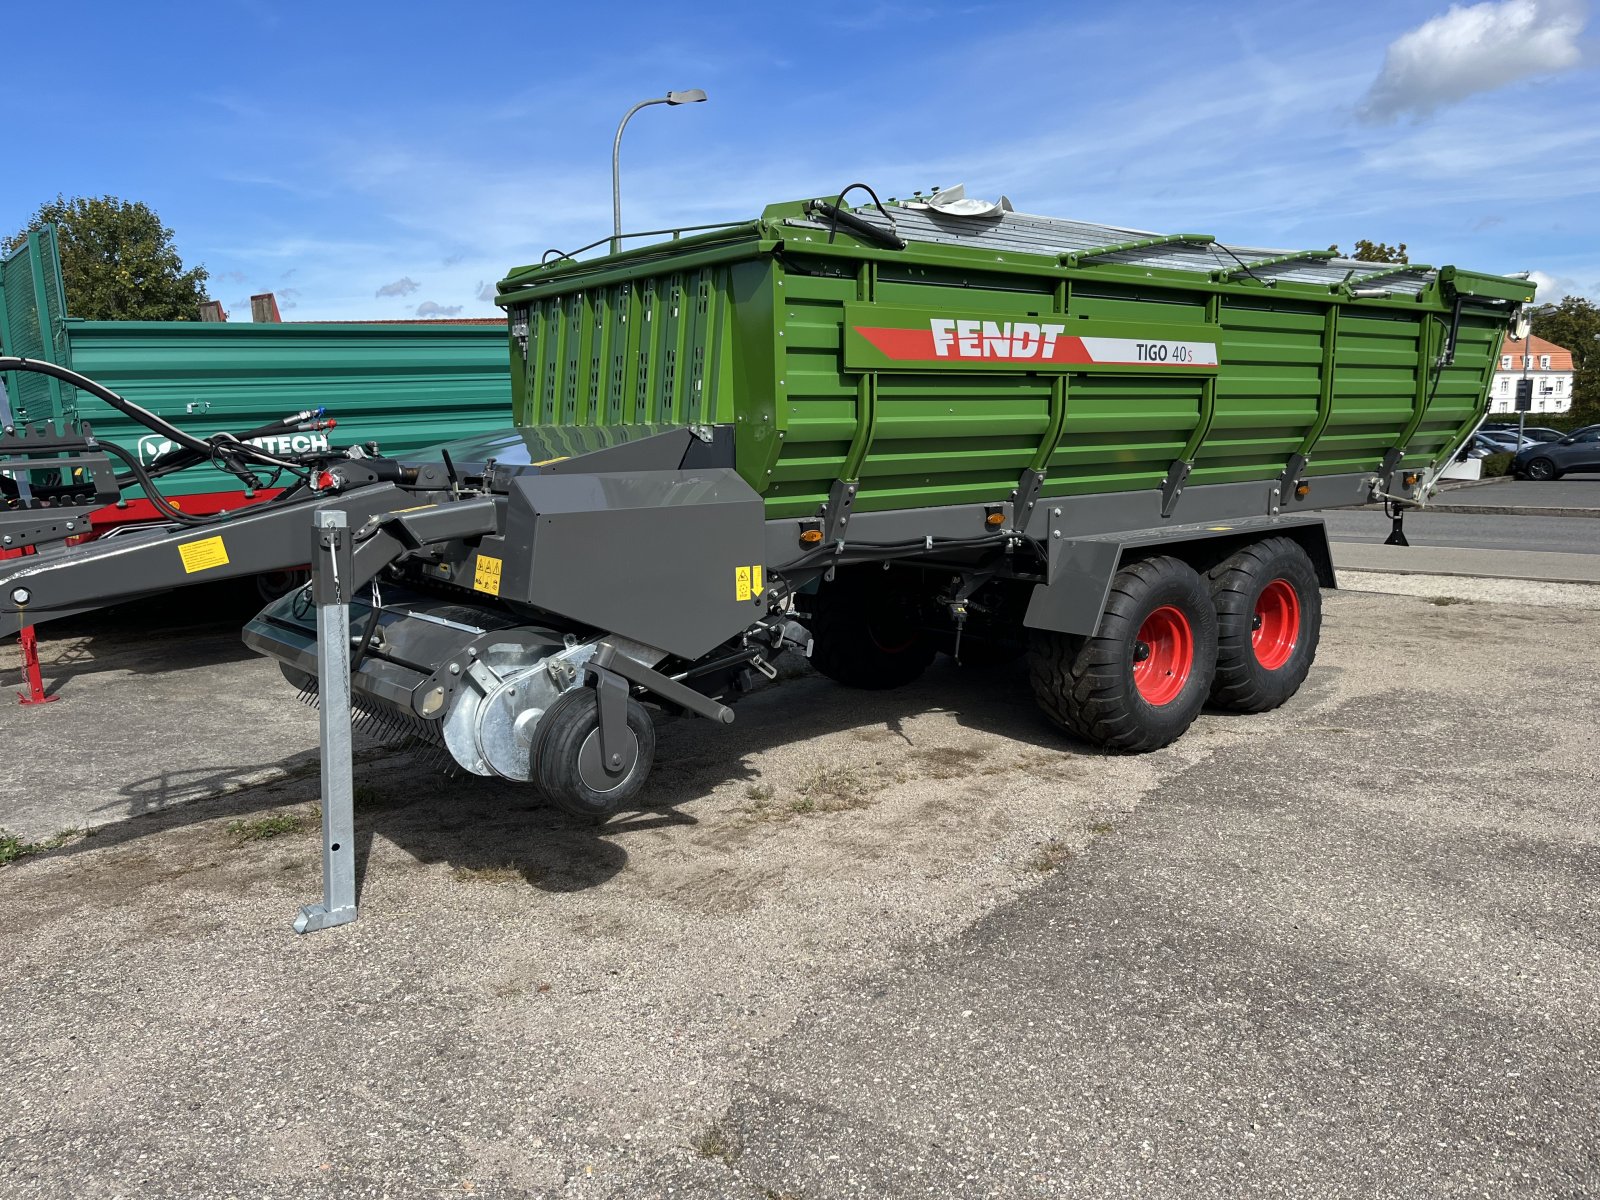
[[1488, 334, 1575, 415]]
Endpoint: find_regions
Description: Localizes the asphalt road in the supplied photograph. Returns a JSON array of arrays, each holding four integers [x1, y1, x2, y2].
[[1322, 508, 1600, 554]]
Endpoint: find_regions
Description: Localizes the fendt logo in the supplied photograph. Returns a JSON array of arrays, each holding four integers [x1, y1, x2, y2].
[[931, 319, 1067, 360], [853, 318, 1219, 368]]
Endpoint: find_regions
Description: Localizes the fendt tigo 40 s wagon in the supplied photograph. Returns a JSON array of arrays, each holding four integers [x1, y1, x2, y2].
[[2, 186, 1532, 826]]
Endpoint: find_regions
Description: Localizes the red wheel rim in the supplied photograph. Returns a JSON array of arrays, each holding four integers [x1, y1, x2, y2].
[[1252, 579, 1300, 670], [1132, 605, 1194, 706]]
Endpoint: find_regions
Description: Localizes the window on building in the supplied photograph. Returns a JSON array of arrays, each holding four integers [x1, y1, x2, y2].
[[1540, 355, 1550, 369], [1499, 378, 1509, 393], [1502, 355, 1512, 369], [1524, 354, 1534, 368]]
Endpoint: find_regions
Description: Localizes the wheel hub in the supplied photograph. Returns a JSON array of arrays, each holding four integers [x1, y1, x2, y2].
[[576, 728, 639, 793], [1251, 579, 1300, 670], [1131, 606, 1193, 707]]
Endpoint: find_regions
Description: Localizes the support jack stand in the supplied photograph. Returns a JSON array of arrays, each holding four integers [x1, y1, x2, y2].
[[295, 509, 358, 934], [16, 620, 58, 705], [1383, 501, 1410, 548]]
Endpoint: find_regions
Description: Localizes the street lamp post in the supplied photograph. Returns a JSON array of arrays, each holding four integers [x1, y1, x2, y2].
[[611, 89, 707, 253]]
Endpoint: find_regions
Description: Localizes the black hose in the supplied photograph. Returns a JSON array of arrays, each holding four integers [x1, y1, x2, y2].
[[94, 440, 219, 526], [0, 356, 311, 478], [1, 356, 212, 455]]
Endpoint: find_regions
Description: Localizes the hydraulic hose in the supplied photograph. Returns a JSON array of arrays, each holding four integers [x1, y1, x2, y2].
[[0, 356, 311, 477], [1, 355, 212, 455]]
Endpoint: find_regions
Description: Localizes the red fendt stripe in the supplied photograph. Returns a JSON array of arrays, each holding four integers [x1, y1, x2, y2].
[[854, 327, 940, 358]]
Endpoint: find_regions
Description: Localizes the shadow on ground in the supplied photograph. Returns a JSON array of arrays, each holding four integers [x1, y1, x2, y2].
[[13, 647, 1105, 905]]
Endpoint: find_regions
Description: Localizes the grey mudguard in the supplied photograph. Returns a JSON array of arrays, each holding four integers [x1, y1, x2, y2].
[[480, 468, 766, 660], [1024, 514, 1335, 638]]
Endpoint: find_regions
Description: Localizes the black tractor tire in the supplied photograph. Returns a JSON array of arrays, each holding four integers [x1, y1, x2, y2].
[[1027, 556, 1218, 754], [531, 688, 656, 822], [1206, 537, 1322, 713], [806, 567, 937, 690], [1525, 456, 1559, 482]]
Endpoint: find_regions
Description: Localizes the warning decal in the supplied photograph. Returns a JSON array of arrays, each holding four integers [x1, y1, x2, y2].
[[178, 536, 230, 575], [734, 565, 765, 602], [473, 554, 503, 596]]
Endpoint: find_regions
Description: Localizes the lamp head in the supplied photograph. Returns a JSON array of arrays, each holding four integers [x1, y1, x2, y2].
[[665, 89, 707, 105]]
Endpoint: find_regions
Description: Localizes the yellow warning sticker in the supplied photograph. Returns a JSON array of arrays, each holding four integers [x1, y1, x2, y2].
[[473, 553, 503, 596], [734, 565, 765, 602], [178, 536, 230, 574]]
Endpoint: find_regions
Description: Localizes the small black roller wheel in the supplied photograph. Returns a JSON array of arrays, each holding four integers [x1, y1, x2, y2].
[[1207, 537, 1322, 713], [1028, 556, 1218, 754], [531, 688, 656, 822], [805, 566, 936, 690], [1524, 456, 1558, 482]]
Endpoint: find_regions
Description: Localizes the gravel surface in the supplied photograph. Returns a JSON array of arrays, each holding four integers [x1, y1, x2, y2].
[[1, 587, 1596, 1198]]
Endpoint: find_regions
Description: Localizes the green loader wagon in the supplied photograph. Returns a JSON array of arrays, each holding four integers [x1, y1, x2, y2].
[[2, 187, 1532, 834]]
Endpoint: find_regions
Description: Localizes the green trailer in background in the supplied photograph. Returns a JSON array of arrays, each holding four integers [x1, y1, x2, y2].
[[2, 187, 1532, 848], [0, 225, 510, 525]]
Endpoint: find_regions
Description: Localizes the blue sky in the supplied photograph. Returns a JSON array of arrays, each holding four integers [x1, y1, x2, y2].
[[7, 0, 1596, 320]]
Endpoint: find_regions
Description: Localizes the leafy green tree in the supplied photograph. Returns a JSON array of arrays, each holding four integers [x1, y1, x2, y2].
[[1529, 296, 1600, 428], [1327, 239, 1409, 263], [4, 195, 209, 320]]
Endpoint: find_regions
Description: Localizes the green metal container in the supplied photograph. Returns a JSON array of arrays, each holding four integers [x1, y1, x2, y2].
[[497, 197, 1531, 520], [0, 228, 511, 506]]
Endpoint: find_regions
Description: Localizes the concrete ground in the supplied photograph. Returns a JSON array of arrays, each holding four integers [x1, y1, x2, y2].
[[2, 577, 1597, 1198]]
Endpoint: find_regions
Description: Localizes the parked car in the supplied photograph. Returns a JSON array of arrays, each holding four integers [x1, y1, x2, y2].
[[1481, 424, 1565, 447], [1457, 434, 1505, 461], [1476, 430, 1524, 453], [1512, 424, 1600, 480]]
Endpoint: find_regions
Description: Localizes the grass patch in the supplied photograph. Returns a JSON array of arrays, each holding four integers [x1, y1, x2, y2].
[[1027, 839, 1074, 873], [226, 811, 312, 843], [450, 863, 523, 885], [744, 782, 776, 805], [792, 765, 872, 813], [1087, 820, 1116, 835], [689, 1120, 742, 1164], [1427, 595, 1471, 606], [0, 827, 81, 866]]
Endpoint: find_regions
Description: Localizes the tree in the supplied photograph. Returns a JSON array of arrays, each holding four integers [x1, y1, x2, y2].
[[1327, 239, 1409, 264], [1528, 296, 1600, 428], [4, 195, 209, 320]]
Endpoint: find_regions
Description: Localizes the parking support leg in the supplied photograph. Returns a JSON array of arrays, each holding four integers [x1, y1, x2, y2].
[[295, 509, 358, 934]]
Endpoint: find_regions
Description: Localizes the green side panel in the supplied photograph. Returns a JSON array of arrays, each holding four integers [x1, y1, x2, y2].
[[0, 225, 74, 422], [508, 264, 738, 433], [1305, 312, 1424, 476], [1191, 300, 1325, 486], [766, 268, 857, 517], [1045, 374, 1201, 496], [65, 321, 511, 500], [1401, 314, 1503, 468]]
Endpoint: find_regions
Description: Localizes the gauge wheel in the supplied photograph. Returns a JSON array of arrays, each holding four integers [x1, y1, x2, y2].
[[531, 688, 656, 822]]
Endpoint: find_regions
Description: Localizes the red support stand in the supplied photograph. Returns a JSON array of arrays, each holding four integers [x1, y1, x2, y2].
[[17, 622, 57, 706]]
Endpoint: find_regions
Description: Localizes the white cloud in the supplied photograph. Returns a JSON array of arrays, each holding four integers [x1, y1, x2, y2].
[[1360, 0, 1588, 121], [415, 300, 463, 317], [374, 276, 419, 298], [1525, 269, 1594, 300]]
